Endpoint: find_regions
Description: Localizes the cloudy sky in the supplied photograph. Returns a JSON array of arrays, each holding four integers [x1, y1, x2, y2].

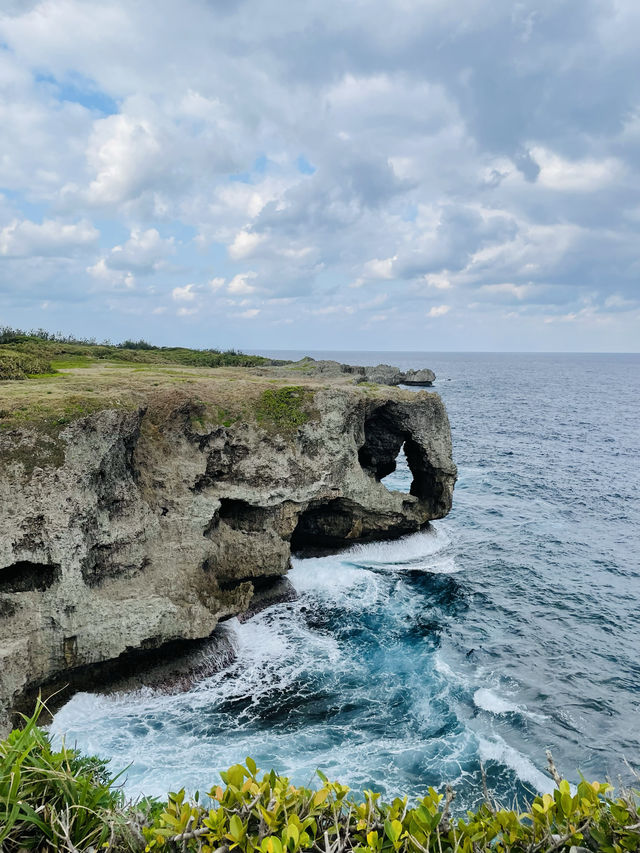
[[1, 0, 639, 351]]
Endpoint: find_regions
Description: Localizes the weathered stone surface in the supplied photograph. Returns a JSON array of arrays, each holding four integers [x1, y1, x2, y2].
[[361, 364, 405, 385], [402, 368, 436, 386], [293, 358, 434, 386], [0, 381, 455, 732]]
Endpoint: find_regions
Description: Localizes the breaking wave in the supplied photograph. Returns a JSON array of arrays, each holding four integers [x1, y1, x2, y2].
[[50, 353, 640, 808]]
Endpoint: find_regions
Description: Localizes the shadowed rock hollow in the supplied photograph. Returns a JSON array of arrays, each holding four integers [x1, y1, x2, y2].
[[0, 370, 456, 731]]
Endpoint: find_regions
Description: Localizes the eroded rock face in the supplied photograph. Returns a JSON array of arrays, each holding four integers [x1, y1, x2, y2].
[[290, 359, 433, 386], [402, 368, 436, 386], [0, 385, 456, 732]]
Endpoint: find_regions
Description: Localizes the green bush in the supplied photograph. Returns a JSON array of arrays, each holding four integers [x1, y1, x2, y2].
[[1, 706, 638, 853], [0, 350, 55, 380], [144, 759, 640, 853], [118, 339, 156, 350], [0, 326, 270, 378]]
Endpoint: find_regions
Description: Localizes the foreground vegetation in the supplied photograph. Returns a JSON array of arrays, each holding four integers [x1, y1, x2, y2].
[[0, 326, 269, 380], [1, 707, 639, 853]]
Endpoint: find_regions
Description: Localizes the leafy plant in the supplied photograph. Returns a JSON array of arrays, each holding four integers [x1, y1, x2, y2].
[[0, 327, 271, 381], [1, 706, 639, 853], [144, 758, 640, 853], [0, 701, 133, 852]]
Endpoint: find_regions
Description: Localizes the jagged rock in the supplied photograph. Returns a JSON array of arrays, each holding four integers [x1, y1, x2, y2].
[[362, 364, 405, 385], [293, 358, 435, 386], [402, 368, 436, 386], [0, 378, 455, 732]]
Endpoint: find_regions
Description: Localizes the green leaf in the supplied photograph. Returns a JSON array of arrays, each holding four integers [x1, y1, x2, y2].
[[287, 822, 300, 847], [262, 837, 283, 853], [227, 764, 247, 789], [384, 820, 403, 844], [229, 814, 245, 841]]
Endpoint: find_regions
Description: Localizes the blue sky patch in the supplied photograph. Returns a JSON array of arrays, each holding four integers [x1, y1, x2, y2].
[[35, 72, 118, 115]]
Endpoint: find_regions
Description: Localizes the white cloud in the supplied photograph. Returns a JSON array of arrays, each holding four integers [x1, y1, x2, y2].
[[172, 283, 197, 301], [530, 147, 623, 192], [480, 283, 533, 300], [227, 272, 257, 294], [228, 229, 265, 260], [87, 257, 136, 289], [605, 293, 636, 309], [424, 272, 453, 290], [106, 227, 174, 272], [0, 218, 98, 257], [84, 111, 164, 206], [362, 256, 396, 280], [427, 304, 451, 318]]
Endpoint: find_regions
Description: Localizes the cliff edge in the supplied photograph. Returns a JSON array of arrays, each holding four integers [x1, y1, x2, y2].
[[0, 363, 456, 732]]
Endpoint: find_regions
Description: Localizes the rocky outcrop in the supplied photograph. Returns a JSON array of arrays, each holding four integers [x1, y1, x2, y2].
[[402, 368, 436, 386], [0, 381, 455, 732], [291, 359, 435, 386]]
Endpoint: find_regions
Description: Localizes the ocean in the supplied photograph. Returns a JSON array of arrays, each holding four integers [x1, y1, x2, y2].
[[50, 352, 640, 809]]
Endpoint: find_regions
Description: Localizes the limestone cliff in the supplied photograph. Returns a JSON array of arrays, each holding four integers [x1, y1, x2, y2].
[[0, 367, 456, 732]]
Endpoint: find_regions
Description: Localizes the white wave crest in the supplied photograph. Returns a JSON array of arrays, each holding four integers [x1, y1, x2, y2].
[[474, 688, 547, 722], [477, 735, 555, 794], [291, 527, 459, 576]]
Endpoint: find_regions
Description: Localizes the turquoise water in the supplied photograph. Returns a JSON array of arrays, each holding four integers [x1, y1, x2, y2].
[[51, 353, 640, 808]]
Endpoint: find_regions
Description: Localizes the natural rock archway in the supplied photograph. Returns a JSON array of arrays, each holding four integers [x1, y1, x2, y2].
[[0, 381, 456, 732], [357, 399, 455, 516]]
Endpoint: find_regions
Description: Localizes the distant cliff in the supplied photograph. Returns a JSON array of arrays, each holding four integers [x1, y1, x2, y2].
[[0, 364, 456, 732]]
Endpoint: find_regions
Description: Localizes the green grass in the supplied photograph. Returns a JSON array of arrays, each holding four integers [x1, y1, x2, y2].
[[1, 705, 639, 853], [255, 386, 315, 433], [0, 702, 148, 852], [49, 356, 94, 370], [0, 326, 270, 382]]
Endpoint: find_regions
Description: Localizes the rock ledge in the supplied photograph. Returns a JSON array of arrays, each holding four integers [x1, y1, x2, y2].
[[0, 371, 455, 731]]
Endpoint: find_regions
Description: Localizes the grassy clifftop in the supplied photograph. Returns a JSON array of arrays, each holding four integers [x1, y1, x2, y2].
[[0, 328, 412, 438], [0, 327, 270, 380]]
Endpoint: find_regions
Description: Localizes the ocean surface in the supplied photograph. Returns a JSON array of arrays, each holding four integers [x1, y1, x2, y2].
[[51, 352, 640, 809]]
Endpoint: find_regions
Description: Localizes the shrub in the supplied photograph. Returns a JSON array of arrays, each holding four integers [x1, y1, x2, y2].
[[2, 707, 638, 853], [0, 350, 55, 380], [118, 339, 156, 350], [0, 326, 99, 346], [143, 758, 640, 853]]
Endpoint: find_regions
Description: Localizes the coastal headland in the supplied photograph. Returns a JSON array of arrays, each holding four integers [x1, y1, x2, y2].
[[0, 347, 456, 732]]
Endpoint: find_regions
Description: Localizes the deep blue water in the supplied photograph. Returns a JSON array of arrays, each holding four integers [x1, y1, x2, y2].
[[51, 353, 640, 808]]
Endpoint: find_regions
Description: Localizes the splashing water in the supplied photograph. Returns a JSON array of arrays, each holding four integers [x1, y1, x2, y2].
[[51, 353, 640, 809], [53, 523, 547, 806]]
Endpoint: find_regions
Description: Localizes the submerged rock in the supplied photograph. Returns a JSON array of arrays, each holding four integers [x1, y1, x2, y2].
[[0, 375, 455, 732]]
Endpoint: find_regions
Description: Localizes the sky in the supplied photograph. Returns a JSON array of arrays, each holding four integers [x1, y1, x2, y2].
[[0, 0, 639, 352]]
